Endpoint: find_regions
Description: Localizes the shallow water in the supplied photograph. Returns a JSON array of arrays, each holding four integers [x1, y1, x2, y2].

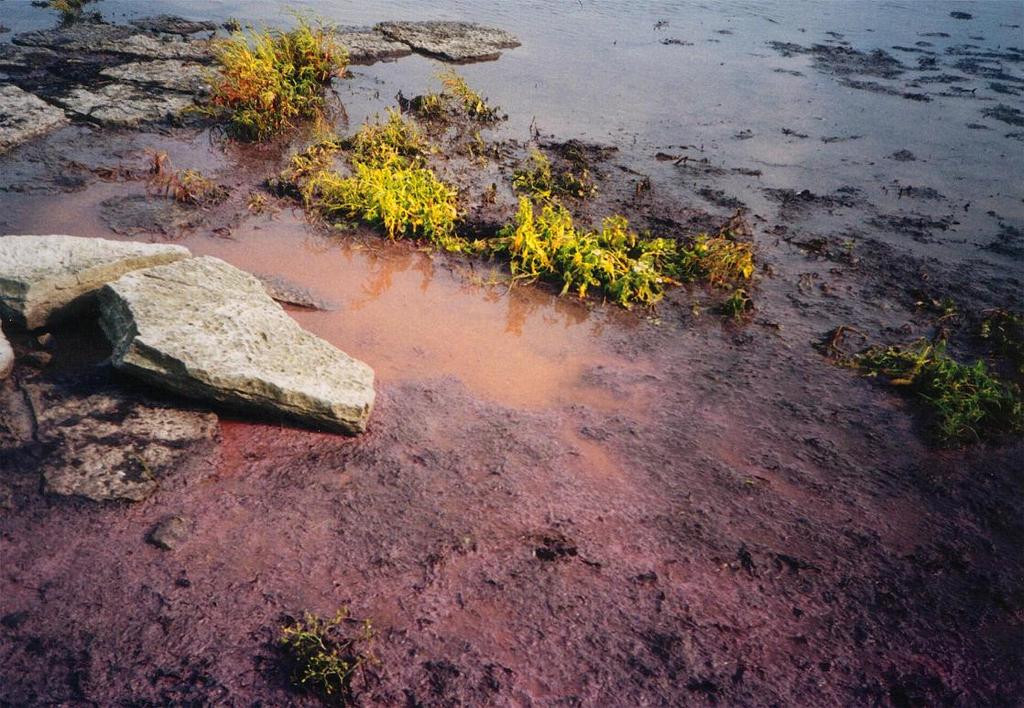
[[5, 0, 1022, 264]]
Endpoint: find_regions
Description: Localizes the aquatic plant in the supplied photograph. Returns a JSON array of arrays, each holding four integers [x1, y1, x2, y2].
[[146, 150, 228, 206], [856, 339, 1024, 444], [409, 70, 501, 124], [673, 233, 756, 286], [304, 160, 466, 250], [722, 288, 753, 319], [980, 308, 1024, 376], [208, 19, 347, 141], [437, 69, 501, 122], [37, 0, 97, 24], [345, 109, 429, 168], [495, 198, 682, 307], [280, 608, 376, 704], [513, 149, 596, 201], [278, 135, 343, 198]]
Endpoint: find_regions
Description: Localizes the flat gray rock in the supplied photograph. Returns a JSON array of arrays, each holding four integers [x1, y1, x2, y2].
[[99, 256, 375, 434], [13, 23, 212, 61], [0, 43, 60, 70], [33, 385, 218, 502], [335, 28, 412, 65], [0, 85, 68, 154], [99, 59, 211, 94], [116, 33, 213, 62], [13, 22, 134, 52], [376, 21, 520, 62], [53, 83, 195, 126], [0, 234, 190, 330], [129, 15, 217, 36], [0, 323, 12, 380]]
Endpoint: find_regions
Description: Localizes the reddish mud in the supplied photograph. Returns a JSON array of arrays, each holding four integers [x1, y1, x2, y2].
[[2, 5, 1024, 706]]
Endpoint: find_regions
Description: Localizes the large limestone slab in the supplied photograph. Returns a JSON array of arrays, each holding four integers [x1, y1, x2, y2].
[[0, 235, 190, 329], [376, 21, 520, 62], [0, 85, 68, 154], [99, 256, 375, 434], [53, 83, 195, 126]]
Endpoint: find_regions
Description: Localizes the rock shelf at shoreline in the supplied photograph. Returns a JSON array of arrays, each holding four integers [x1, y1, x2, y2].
[[0, 15, 521, 151]]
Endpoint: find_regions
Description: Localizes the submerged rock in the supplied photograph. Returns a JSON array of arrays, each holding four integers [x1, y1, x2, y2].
[[0, 323, 12, 380], [0, 85, 68, 153], [99, 59, 211, 94], [100, 194, 205, 237], [52, 83, 195, 127], [148, 515, 193, 549], [335, 27, 413, 65], [256, 273, 338, 311], [129, 15, 218, 36], [376, 21, 520, 62], [0, 234, 190, 330], [33, 385, 218, 502], [99, 256, 375, 434]]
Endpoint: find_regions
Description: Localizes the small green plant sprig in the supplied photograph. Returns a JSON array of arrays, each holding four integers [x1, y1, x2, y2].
[[345, 109, 430, 168], [280, 608, 377, 705], [437, 69, 501, 122], [513, 149, 597, 201], [856, 339, 1024, 444], [980, 308, 1024, 376], [209, 19, 347, 141]]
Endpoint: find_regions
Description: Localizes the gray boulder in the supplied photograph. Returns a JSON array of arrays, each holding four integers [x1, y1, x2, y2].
[[99, 256, 375, 434], [0, 234, 190, 330], [376, 21, 520, 62], [0, 85, 68, 153], [0, 323, 12, 380]]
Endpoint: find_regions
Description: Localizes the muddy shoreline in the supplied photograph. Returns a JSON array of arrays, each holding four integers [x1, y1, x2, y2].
[[2, 3, 1023, 706]]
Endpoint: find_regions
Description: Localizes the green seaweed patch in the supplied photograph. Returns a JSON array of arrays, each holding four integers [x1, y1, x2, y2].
[[856, 339, 1024, 444], [208, 19, 347, 141], [280, 608, 377, 705]]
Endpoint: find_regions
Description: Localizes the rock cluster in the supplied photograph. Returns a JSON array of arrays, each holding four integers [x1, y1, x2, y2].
[[0, 15, 521, 151], [0, 234, 376, 501]]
